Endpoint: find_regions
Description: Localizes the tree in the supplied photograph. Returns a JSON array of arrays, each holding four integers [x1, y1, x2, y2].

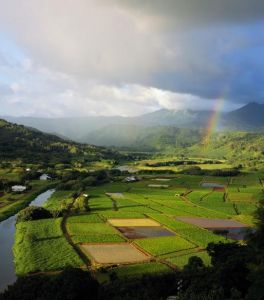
[[16, 206, 52, 223], [0, 268, 99, 300]]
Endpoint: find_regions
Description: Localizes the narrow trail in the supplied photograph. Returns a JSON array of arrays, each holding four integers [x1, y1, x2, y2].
[[183, 190, 193, 197], [157, 258, 177, 270], [200, 190, 213, 202], [180, 190, 193, 203], [227, 177, 232, 188], [258, 177, 264, 192], [105, 194, 118, 211], [111, 198, 118, 211], [223, 191, 228, 202], [60, 197, 91, 269]]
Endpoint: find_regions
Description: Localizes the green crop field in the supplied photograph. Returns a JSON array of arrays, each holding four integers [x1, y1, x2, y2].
[[72, 233, 125, 243], [11, 171, 261, 281], [67, 222, 119, 235], [67, 214, 103, 223], [109, 262, 171, 278], [166, 251, 211, 268], [14, 218, 82, 275]]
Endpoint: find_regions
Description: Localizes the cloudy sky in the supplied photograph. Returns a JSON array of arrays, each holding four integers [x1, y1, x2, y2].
[[1, 0, 264, 117]]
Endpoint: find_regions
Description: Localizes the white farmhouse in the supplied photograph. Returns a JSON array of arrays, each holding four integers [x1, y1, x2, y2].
[[124, 176, 138, 182], [39, 174, 51, 180], [11, 185, 27, 192]]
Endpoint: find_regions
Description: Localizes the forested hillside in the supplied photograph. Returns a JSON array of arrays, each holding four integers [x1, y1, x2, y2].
[[0, 119, 118, 163], [83, 125, 203, 151], [83, 123, 264, 160]]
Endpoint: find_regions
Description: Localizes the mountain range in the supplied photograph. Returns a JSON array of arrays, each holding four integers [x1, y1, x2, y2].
[[2, 102, 264, 147], [0, 119, 118, 163], [1, 116, 264, 164]]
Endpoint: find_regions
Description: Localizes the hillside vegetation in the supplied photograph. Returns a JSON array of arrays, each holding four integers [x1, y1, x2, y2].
[[82, 123, 264, 162], [83, 125, 203, 150], [0, 119, 118, 163], [4, 103, 264, 143]]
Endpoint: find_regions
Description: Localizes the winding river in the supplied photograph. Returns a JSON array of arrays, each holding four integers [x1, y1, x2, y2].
[[0, 189, 55, 292]]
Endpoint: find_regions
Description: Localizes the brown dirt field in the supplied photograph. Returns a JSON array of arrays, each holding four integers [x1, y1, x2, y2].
[[177, 217, 247, 228], [108, 218, 160, 227], [117, 226, 175, 239], [81, 243, 150, 264]]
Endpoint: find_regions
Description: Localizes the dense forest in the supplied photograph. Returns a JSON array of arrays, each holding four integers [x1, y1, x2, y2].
[[0, 119, 120, 163]]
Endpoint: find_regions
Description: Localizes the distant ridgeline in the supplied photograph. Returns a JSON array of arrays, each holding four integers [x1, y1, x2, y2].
[[0, 119, 119, 163], [4, 102, 264, 142], [81, 124, 264, 160]]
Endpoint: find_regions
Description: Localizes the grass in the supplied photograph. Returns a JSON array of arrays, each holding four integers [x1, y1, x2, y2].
[[89, 195, 114, 212], [67, 222, 118, 235], [118, 206, 158, 213], [167, 251, 211, 268], [228, 192, 255, 202], [233, 214, 255, 226], [72, 234, 125, 243], [67, 214, 103, 223], [14, 218, 82, 275], [134, 236, 195, 256], [99, 211, 145, 219], [110, 262, 171, 278], [44, 190, 74, 211], [12, 171, 259, 276]]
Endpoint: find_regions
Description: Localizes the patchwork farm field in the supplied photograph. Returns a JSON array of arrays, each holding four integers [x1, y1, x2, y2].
[[14, 172, 262, 280]]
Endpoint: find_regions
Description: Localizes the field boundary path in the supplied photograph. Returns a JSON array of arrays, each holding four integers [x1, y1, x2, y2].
[[60, 197, 91, 269], [258, 177, 264, 192], [200, 190, 213, 202], [105, 194, 118, 211]]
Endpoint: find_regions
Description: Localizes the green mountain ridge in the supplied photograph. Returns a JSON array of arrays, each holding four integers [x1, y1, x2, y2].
[[3, 102, 264, 143], [83, 124, 203, 150], [83, 123, 264, 162], [0, 119, 117, 163]]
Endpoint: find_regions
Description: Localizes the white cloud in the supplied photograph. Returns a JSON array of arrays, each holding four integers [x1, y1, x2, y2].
[[2, 62, 232, 117], [0, 0, 168, 83], [0, 0, 263, 117]]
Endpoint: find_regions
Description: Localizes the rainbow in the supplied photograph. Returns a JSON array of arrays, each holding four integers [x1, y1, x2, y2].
[[203, 98, 225, 147]]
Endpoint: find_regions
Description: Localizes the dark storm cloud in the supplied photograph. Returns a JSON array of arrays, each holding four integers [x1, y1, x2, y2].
[[115, 0, 264, 26], [0, 0, 264, 116]]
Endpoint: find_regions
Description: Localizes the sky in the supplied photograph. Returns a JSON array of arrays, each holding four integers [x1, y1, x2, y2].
[[0, 0, 264, 117]]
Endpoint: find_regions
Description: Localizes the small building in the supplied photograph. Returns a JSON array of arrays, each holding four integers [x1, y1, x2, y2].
[[39, 174, 51, 180], [26, 168, 31, 172], [11, 185, 27, 192], [124, 176, 138, 182]]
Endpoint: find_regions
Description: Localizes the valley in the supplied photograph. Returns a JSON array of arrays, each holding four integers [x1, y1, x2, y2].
[[2, 2, 264, 298], [0, 118, 263, 299], [1, 155, 261, 286]]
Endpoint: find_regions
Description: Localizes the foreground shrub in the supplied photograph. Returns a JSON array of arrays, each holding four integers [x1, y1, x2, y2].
[[0, 268, 99, 300], [16, 206, 52, 223]]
